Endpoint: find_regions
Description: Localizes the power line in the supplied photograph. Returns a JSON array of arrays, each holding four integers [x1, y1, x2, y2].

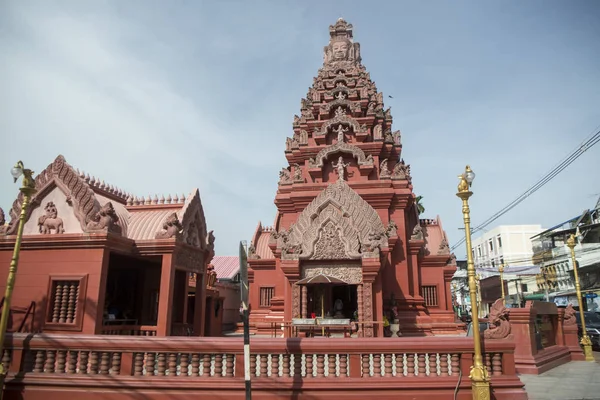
[[451, 127, 600, 252]]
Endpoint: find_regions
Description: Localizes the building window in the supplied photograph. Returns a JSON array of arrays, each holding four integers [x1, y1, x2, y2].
[[44, 275, 88, 331], [497, 236, 502, 248], [260, 287, 275, 308], [489, 240, 494, 252], [477, 246, 482, 257], [521, 284, 528, 293], [491, 261, 496, 269], [421, 285, 438, 307]]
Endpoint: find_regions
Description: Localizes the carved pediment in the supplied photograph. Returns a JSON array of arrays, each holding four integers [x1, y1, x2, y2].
[[280, 180, 387, 260], [313, 142, 374, 168], [314, 114, 365, 137]]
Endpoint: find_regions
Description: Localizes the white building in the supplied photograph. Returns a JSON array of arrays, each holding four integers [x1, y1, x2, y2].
[[472, 225, 544, 270], [532, 200, 600, 310], [469, 225, 544, 312]]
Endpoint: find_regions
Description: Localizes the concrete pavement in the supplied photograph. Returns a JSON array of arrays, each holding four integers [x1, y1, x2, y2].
[[519, 354, 600, 400]]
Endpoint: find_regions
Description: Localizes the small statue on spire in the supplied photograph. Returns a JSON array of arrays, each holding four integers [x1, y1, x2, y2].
[[333, 124, 348, 143], [332, 156, 350, 181]]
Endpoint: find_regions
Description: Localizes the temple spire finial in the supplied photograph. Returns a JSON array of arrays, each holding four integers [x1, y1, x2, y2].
[[323, 18, 361, 66]]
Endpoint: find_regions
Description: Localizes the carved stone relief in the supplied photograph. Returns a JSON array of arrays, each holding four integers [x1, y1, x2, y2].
[[302, 263, 362, 284], [373, 124, 383, 141], [175, 246, 204, 272], [312, 221, 348, 260], [155, 212, 183, 239], [279, 168, 292, 185], [438, 237, 450, 255], [38, 201, 65, 234], [280, 180, 387, 260], [411, 224, 424, 240], [292, 164, 304, 183], [386, 221, 398, 238], [380, 158, 391, 178], [85, 202, 121, 234], [313, 141, 373, 168], [0, 207, 7, 235], [248, 244, 260, 260], [391, 159, 411, 181], [315, 113, 364, 137], [292, 284, 301, 319], [363, 282, 374, 337]]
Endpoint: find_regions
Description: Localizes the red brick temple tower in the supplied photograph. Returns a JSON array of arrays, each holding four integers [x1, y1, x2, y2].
[[248, 19, 459, 337]]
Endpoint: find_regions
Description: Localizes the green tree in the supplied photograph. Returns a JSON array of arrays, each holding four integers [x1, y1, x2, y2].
[[415, 195, 425, 215]]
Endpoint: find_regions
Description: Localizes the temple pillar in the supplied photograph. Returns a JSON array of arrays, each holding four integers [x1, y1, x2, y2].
[[94, 248, 111, 334], [362, 282, 374, 337], [157, 253, 175, 336], [392, 212, 410, 297], [281, 259, 300, 323], [373, 275, 383, 337], [357, 283, 364, 337], [301, 286, 307, 318], [407, 240, 425, 303], [292, 283, 300, 319], [193, 271, 206, 336]]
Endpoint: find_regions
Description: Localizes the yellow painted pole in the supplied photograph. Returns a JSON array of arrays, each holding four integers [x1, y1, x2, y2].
[[456, 165, 490, 400], [0, 162, 37, 399], [566, 234, 594, 361]]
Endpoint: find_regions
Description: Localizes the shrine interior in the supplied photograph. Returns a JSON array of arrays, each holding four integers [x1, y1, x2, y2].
[[103, 253, 161, 327]]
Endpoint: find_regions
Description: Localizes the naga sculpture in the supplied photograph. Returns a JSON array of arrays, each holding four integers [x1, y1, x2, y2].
[[0, 207, 8, 235], [86, 202, 121, 234], [38, 201, 65, 234], [563, 304, 577, 326], [484, 299, 512, 340], [155, 212, 183, 239]]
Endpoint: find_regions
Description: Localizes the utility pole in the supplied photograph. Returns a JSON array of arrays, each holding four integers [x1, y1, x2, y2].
[[239, 241, 251, 400]]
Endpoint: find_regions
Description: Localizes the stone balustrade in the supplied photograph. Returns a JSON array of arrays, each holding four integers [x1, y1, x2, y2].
[[2, 333, 526, 400]]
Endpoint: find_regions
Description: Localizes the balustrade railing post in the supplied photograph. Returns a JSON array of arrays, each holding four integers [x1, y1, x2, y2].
[[120, 352, 134, 376], [8, 348, 22, 374]]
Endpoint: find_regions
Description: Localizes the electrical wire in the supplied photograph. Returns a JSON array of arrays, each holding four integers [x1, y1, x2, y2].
[[451, 127, 600, 252]]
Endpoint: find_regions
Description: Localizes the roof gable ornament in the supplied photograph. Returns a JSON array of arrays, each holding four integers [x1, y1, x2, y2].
[[4, 155, 101, 235], [277, 180, 387, 260]]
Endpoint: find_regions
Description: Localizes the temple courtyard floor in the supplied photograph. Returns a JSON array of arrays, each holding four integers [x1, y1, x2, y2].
[[519, 351, 600, 400]]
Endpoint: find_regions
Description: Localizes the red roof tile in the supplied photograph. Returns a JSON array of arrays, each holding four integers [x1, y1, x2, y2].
[[212, 256, 239, 280]]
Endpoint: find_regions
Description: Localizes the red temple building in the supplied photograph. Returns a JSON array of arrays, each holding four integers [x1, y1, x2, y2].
[[247, 19, 459, 337], [0, 155, 221, 337]]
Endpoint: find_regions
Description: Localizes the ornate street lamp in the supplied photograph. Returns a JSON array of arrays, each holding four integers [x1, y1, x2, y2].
[[456, 165, 490, 400], [566, 233, 594, 361], [498, 263, 506, 305], [0, 162, 37, 392]]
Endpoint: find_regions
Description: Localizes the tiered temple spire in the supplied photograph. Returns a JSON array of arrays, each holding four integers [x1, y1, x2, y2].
[[279, 18, 407, 187]]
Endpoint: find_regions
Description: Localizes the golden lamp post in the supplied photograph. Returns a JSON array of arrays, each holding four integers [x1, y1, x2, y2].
[[498, 263, 506, 305], [0, 162, 37, 389], [475, 273, 482, 318], [456, 165, 490, 400], [566, 233, 594, 361]]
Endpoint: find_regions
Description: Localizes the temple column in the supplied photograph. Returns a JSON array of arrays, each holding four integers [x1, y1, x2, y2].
[[363, 282, 374, 337], [292, 283, 300, 319], [157, 253, 175, 336], [193, 271, 206, 336], [373, 276, 383, 337], [301, 286, 307, 318], [408, 240, 425, 303], [357, 283, 364, 337]]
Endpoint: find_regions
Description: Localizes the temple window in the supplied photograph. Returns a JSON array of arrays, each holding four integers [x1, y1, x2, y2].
[[421, 285, 438, 307], [44, 275, 88, 331], [260, 287, 275, 308]]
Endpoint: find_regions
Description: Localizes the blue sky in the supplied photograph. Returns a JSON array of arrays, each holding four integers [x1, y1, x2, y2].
[[1, 1, 599, 258]]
